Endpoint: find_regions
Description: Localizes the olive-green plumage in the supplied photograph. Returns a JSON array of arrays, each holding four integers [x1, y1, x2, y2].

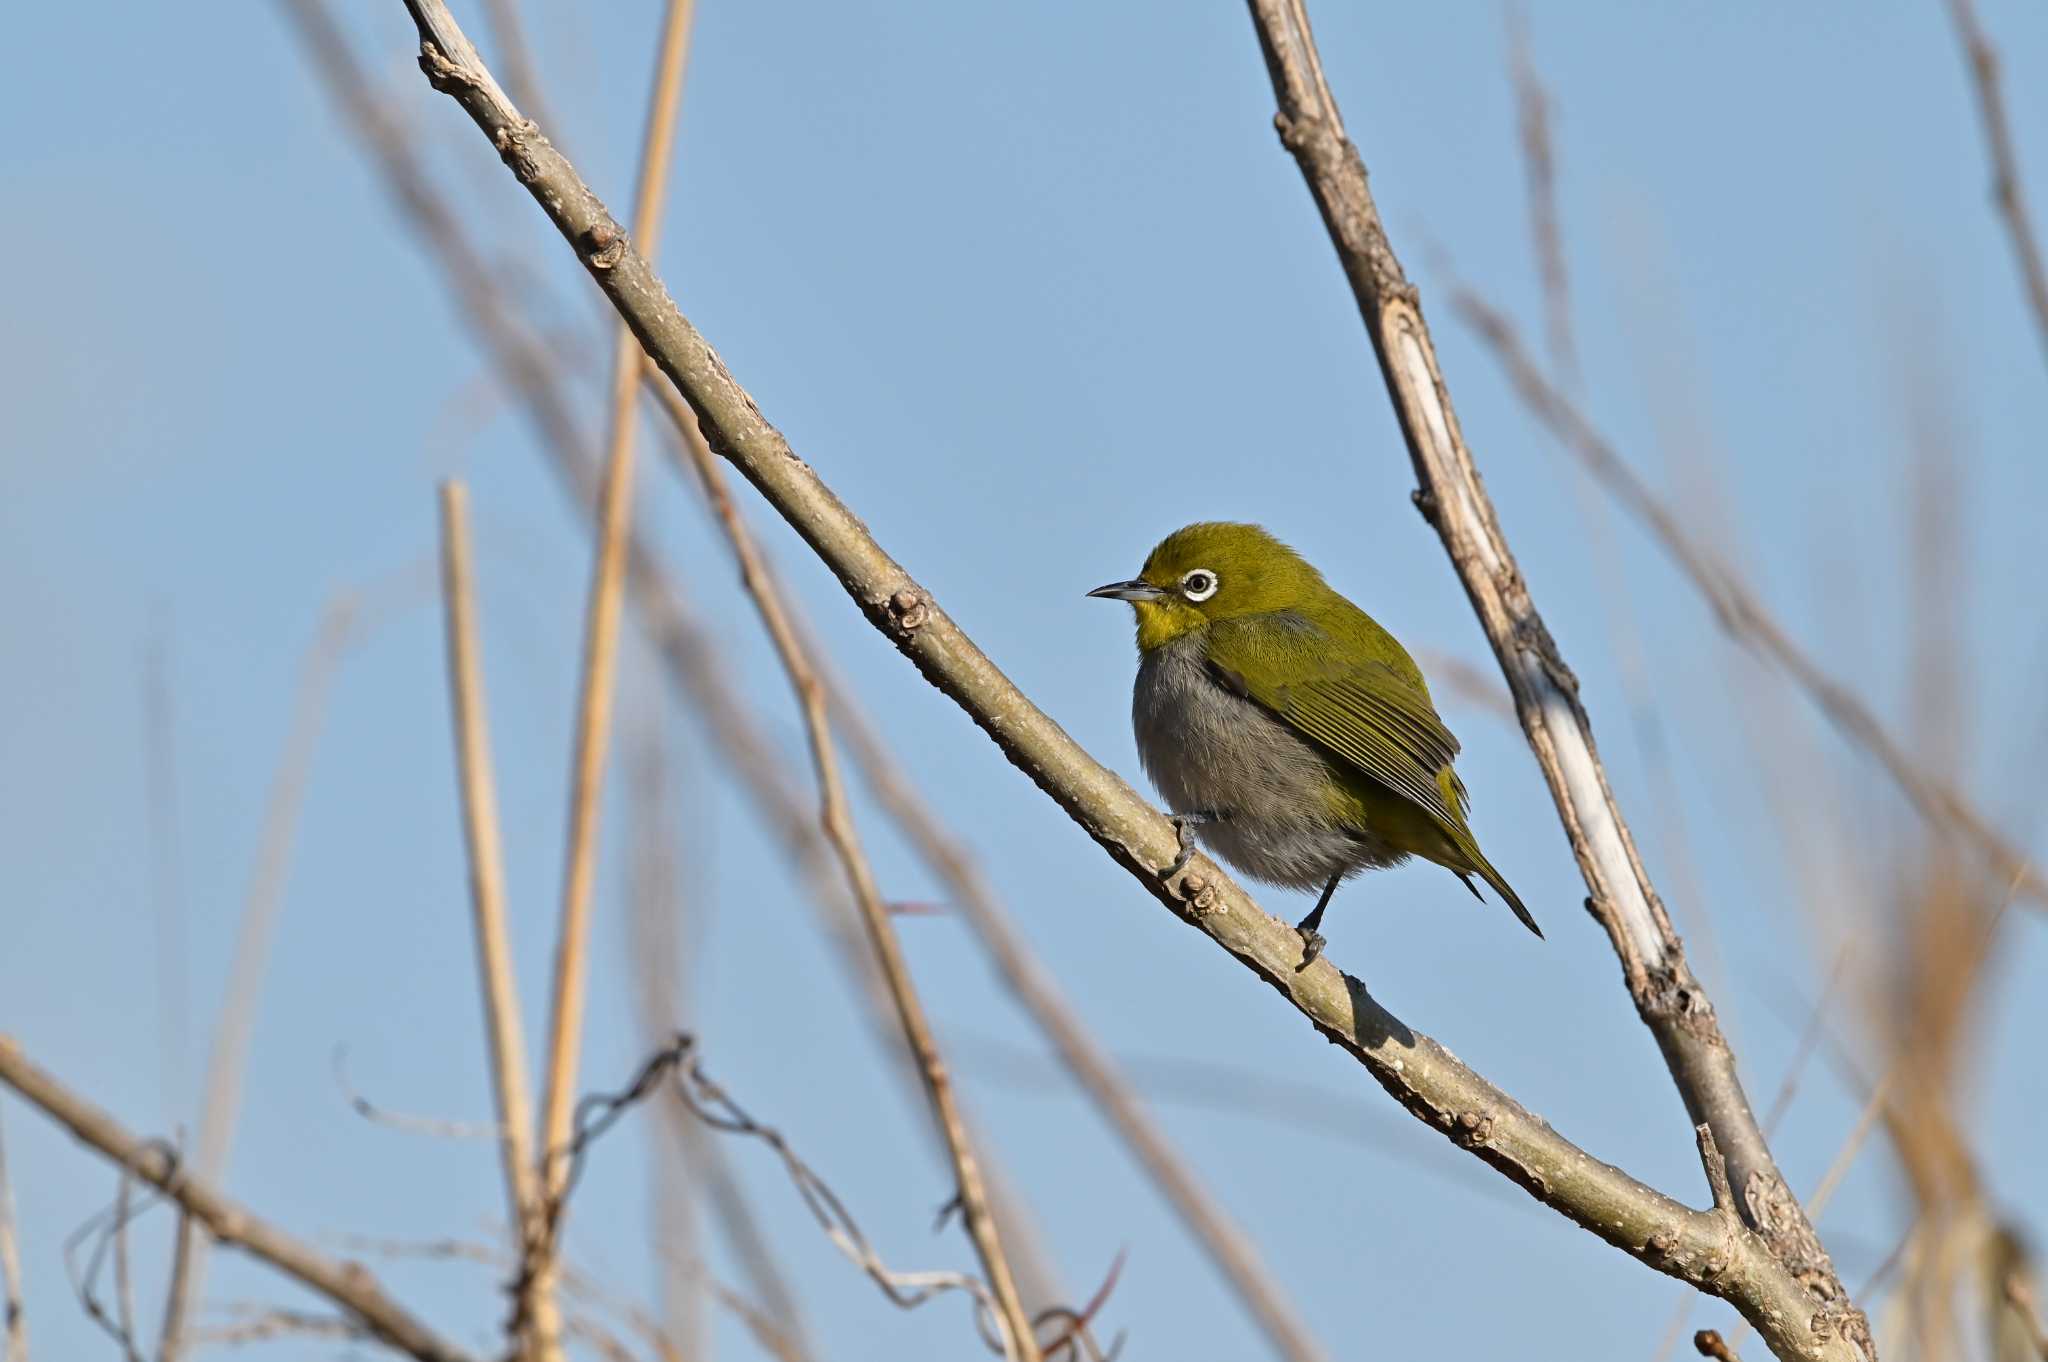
[[1089, 522, 1538, 961]]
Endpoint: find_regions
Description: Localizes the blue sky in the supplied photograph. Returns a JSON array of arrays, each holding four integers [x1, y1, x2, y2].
[[4, 3, 2046, 1359]]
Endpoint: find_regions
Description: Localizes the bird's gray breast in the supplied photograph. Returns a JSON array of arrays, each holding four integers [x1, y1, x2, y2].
[[1132, 633, 1398, 890]]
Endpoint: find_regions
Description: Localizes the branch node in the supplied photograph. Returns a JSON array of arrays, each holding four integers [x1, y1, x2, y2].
[[1175, 871, 1219, 916], [416, 42, 469, 95], [885, 588, 930, 634], [579, 220, 626, 270], [1694, 1123, 1738, 1220], [1453, 1109, 1495, 1147], [1409, 487, 1439, 526]]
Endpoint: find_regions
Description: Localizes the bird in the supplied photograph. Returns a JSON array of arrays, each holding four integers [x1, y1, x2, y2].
[[1088, 521, 1539, 967]]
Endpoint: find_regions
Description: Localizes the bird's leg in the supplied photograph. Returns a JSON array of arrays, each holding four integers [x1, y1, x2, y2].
[[1293, 871, 1343, 971], [1165, 811, 1223, 882]]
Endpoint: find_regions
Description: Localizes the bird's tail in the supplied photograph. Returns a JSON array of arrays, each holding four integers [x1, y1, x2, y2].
[[1455, 855, 1543, 939]]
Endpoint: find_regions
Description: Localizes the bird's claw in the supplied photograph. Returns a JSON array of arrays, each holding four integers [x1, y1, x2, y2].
[[1293, 927, 1327, 972], [1166, 814, 1202, 881]]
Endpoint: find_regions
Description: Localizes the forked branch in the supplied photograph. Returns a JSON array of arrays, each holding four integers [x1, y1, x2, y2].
[[393, 3, 1866, 1356], [1240, 0, 1866, 1356]]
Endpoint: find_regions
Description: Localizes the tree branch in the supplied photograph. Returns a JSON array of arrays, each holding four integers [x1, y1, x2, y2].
[[1239, 2, 1869, 1356], [392, 4, 1865, 1356], [270, 0, 1081, 1312], [0, 1039, 477, 1362]]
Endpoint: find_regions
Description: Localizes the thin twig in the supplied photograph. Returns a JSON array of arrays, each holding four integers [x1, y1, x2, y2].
[[1496, 21, 1728, 994], [341, 1232, 805, 1362], [186, 1306, 368, 1348], [112, 1173, 138, 1356], [330, 1046, 497, 1141], [437, 479, 550, 1357], [394, 8, 1867, 1355], [1506, 5, 1576, 387], [644, 375, 1039, 1359], [653, 376, 1324, 1362], [1450, 286, 2044, 913], [661, 1039, 1019, 1351], [161, 593, 362, 1362], [0, 1109, 26, 1362], [1943, 0, 2048, 372], [1410, 646, 1515, 723], [0, 1038, 478, 1362], [1240, 6, 1867, 1356], [531, 5, 695, 1356]]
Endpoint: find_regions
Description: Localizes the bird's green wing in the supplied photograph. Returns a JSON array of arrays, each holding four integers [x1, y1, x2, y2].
[[1204, 612, 1470, 838]]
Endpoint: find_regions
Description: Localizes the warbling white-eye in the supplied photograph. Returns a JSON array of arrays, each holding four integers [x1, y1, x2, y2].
[[1089, 522, 1540, 966]]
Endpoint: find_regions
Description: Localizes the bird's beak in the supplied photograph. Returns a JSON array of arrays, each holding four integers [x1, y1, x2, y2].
[[1086, 578, 1168, 603]]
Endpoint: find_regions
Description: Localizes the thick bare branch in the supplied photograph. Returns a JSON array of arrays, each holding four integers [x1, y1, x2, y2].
[[391, 6, 1866, 1356], [0, 1039, 477, 1362], [1240, 2, 1868, 1355], [270, 2, 1072, 1307]]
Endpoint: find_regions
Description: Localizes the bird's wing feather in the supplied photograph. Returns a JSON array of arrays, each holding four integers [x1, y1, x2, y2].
[[1205, 613, 1471, 837]]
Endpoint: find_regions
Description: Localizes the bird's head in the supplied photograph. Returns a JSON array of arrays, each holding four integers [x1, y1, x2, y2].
[[1088, 521, 1327, 652]]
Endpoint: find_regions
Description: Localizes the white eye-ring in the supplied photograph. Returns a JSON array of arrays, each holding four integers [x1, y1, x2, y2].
[[1180, 569, 1219, 602]]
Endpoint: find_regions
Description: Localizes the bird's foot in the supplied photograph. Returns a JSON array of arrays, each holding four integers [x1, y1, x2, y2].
[[1164, 812, 1221, 882], [1293, 926, 1327, 972], [1165, 813, 1226, 914]]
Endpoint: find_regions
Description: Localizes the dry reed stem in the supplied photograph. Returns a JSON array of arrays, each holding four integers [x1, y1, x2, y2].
[[646, 373, 1039, 1359], [1943, 0, 2048, 373], [395, 6, 1868, 1354], [821, 658, 1327, 1361], [0, 1039, 477, 1362], [1450, 288, 2043, 913], [532, 3, 695, 1352], [0, 1109, 25, 1362], [436, 481, 549, 1356], [650, 373, 1324, 1361], [624, 722, 709, 1362], [2001, 1267, 2048, 1361], [160, 593, 362, 1361], [273, 7, 1066, 1309]]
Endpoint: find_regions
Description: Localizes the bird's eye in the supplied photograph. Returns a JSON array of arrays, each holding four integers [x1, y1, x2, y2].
[[1180, 569, 1219, 602]]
